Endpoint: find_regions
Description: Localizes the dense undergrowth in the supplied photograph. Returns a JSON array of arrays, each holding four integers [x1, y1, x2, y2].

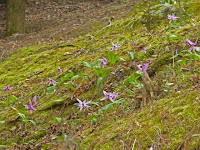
[[0, 0, 200, 149]]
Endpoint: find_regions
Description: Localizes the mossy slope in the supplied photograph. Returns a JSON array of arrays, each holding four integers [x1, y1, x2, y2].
[[80, 89, 200, 149], [0, 0, 200, 149]]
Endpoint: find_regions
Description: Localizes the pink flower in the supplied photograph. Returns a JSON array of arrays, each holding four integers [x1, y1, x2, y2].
[[99, 57, 107, 68], [189, 38, 198, 52], [110, 42, 120, 51], [57, 67, 62, 73], [142, 47, 146, 53], [191, 18, 195, 23], [184, 38, 198, 52], [48, 78, 56, 85], [184, 39, 193, 47], [24, 95, 37, 114], [132, 39, 136, 46], [137, 63, 149, 72], [74, 99, 92, 111], [101, 90, 118, 102], [3, 85, 12, 92], [168, 14, 178, 23]]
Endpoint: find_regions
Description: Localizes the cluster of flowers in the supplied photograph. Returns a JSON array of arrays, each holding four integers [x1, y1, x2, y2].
[[184, 38, 198, 52], [74, 90, 119, 111], [2, 13, 198, 113]]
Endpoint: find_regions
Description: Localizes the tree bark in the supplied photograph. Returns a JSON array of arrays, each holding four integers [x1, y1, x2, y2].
[[6, 0, 26, 37], [0, 0, 7, 4]]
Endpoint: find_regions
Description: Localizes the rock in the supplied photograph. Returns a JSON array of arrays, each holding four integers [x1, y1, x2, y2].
[[139, 4, 176, 24], [150, 4, 176, 18]]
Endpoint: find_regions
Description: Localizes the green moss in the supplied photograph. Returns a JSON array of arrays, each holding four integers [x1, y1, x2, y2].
[[1, 0, 200, 149], [80, 89, 200, 149], [149, 53, 172, 76], [22, 130, 46, 143]]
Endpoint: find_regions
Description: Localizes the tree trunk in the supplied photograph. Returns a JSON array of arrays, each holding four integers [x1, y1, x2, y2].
[[6, 0, 25, 37]]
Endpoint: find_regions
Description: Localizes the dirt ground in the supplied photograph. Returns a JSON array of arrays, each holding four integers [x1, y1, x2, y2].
[[0, 0, 138, 61]]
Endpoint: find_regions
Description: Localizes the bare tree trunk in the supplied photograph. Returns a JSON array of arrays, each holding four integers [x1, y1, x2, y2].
[[6, 0, 26, 37]]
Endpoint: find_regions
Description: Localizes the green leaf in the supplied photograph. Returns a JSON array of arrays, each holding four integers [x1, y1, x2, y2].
[[89, 101, 99, 106], [192, 134, 200, 137], [0, 145, 7, 149], [170, 54, 178, 59], [128, 51, 136, 60], [165, 46, 170, 51], [106, 52, 118, 64], [10, 106, 17, 110], [177, 59, 186, 66], [0, 121, 5, 124], [195, 47, 200, 52], [65, 83, 76, 91], [41, 143, 52, 150], [189, 53, 200, 61], [60, 72, 74, 82], [47, 85, 56, 93], [29, 120, 36, 127], [6, 95, 18, 106], [54, 136, 64, 142], [17, 113, 28, 122], [138, 55, 146, 61], [53, 117, 62, 123], [97, 77, 103, 86], [0, 101, 5, 105], [8, 95, 17, 101], [71, 75, 80, 80], [85, 117, 98, 123], [166, 35, 181, 43], [71, 74, 87, 80], [83, 62, 93, 69], [54, 99, 65, 102], [94, 66, 102, 77], [94, 59, 102, 65], [125, 72, 141, 85], [169, 35, 181, 40]]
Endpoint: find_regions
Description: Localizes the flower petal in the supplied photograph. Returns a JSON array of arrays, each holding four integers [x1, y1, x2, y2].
[[76, 99, 82, 104], [24, 105, 30, 110], [32, 95, 37, 106]]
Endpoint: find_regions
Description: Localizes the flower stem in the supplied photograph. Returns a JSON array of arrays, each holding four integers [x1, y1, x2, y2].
[[178, 0, 182, 26]]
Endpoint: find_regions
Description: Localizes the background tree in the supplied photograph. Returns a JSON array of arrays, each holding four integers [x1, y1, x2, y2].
[[6, 0, 26, 37], [0, 0, 6, 4]]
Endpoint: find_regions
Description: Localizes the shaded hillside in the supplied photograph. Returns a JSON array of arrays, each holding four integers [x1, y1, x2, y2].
[[0, 0, 136, 61], [0, 0, 200, 150]]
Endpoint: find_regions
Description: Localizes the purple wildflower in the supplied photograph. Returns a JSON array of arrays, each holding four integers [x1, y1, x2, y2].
[[137, 63, 149, 72], [184, 38, 198, 52], [191, 18, 195, 23], [74, 99, 92, 111], [57, 67, 62, 73], [24, 95, 37, 114], [110, 42, 120, 51], [99, 57, 107, 68], [189, 38, 198, 52], [100, 90, 118, 102], [109, 92, 118, 102], [142, 47, 146, 53], [132, 39, 136, 46], [100, 91, 110, 101], [48, 78, 56, 85], [184, 39, 193, 47], [3, 85, 12, 92], [168, 14, 178, 23]]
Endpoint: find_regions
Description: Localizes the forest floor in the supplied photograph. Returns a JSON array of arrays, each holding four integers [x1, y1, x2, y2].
[[0, 0, 200, 150], [0, 0, 138, 61]]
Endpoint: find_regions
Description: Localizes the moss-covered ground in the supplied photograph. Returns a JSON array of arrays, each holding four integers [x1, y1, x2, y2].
[[0, 0, 200, 149]]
